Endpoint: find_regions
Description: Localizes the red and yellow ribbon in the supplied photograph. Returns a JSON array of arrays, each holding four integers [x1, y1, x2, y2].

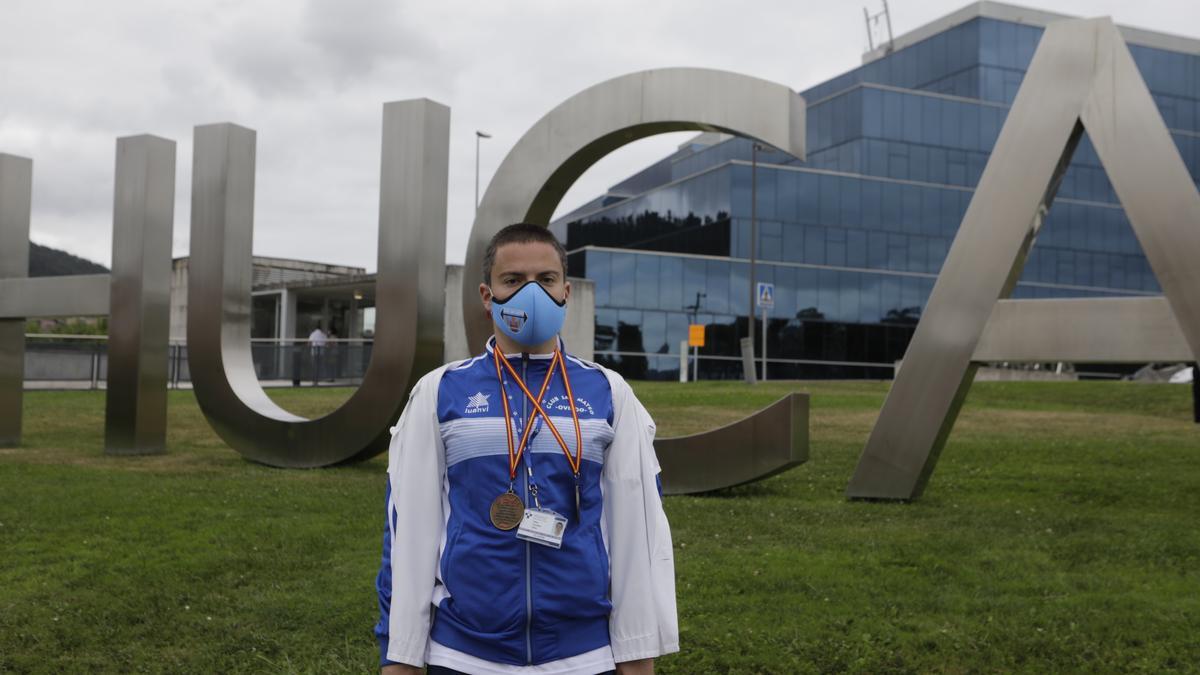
[[492, 346, 584, 479]]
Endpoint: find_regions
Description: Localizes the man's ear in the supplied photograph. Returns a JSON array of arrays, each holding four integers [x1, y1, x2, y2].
[[562, 280, 571, 304], [479, 282, 493, 314]]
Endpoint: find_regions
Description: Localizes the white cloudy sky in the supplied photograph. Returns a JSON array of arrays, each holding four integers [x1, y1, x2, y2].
[[1, 0, 1196, 271]]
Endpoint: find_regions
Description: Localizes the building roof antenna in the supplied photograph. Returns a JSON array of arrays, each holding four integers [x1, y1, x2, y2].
[[863, 0, 895, 53]]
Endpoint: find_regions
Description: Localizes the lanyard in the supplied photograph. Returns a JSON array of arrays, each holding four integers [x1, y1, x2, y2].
[[491, 346, 584, 480]]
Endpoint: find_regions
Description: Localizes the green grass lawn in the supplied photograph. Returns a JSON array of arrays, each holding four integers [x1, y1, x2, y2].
[[1, 380, 1197, 673]]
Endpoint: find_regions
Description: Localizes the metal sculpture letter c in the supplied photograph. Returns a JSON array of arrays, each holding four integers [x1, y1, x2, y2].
[[463, 68, 810, 493]]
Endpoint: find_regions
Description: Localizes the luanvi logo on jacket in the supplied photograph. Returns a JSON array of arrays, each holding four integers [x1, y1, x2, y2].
[[464, 392, 490, 414]]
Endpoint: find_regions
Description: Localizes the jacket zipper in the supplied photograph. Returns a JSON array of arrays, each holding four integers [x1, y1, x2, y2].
[[521, 353, 533, 665]]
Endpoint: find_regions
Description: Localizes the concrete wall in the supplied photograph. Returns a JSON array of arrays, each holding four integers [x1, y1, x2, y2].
[[443, 264, 594, 363]]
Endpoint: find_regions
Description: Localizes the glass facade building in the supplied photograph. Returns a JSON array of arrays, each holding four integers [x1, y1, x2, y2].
[[551, 3, 1200, 380]]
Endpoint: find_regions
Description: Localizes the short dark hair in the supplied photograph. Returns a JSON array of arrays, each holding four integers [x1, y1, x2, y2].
[[482, 223, 568, 284]]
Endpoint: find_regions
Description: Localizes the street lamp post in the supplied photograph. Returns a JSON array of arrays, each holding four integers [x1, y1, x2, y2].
[[748, 142, 769, 382], [475, 130, 491, 209], [749, 143, 758, 358]]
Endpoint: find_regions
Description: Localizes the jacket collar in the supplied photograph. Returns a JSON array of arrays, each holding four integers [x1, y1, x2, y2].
[[484, 335, 565, 360]]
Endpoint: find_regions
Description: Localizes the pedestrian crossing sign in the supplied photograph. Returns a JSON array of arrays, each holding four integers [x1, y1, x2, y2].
[[756, 282, 774, 309]]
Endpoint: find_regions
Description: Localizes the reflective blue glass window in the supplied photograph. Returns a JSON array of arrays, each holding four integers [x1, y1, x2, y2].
[[818, 268, 840, 320], [617, 309, 644, 353], [867, 139, 888, 177], [635, 254, 660, 310], [929, 237, 949, 273], [595, 308, 618, 352], [684, 257, 706, 306], [754, 167, 777, 220], [641, 310, 667, 354], [860, 273, 882, 323], [847, 229, 867, 268], [862, 180, 882, 230], [942, 100, 961, 147], [783, 222, 803, 262], [588, 250, 611, 307], [706, 259, 730, 314], [881, 183, 901, 231], [888, 233, 908, 271], [819, 174, 839, 224], [777, 172, 798, 221], [666, 311, 689, 352], [868, 231, 888, 268], [863, 88, 883, 137], [732, 218, 749, 259], [827, 228, 847, 267], [839, 177, 862, 227], [928, 147, 947, 184], [760, 221, 783, 263], [804, 226, 825, 265], [909, 144, 929, 182], [902, 95, 921, 143], [901, 187, 921, 234], [659, 255, 683, 313], [882, 90, 903, 139], [901, 276, 922, 313], [796, 267, 818, 315], [797, 172, 818, 224], [610, 253, 635, 307], [773, 265, 796, 318], [839, 271, 860, 324], [907, 235, 927, 273], [881, 275, 902, 318], [731, 261, 749, 315]]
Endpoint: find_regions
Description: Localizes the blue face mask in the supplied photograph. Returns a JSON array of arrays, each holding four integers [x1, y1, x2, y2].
[[490, 280, 567, 348]]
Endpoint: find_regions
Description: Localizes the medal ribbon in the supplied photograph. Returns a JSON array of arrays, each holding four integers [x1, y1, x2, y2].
[[492, 344, 584, 478]]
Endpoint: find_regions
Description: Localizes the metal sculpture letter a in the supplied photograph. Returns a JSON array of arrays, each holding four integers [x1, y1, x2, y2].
[[847, 18, 1200, 500]]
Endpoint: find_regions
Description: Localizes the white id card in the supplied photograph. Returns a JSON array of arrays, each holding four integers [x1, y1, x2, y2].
[[516, 508, 568, 549]]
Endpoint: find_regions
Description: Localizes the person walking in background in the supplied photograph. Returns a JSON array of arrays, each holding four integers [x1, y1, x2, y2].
[[308, 324, 328, 386]]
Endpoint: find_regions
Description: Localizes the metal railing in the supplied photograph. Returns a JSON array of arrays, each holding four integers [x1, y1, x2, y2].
[[23, 335, 376, 389], [20, 336, 1155, 388]]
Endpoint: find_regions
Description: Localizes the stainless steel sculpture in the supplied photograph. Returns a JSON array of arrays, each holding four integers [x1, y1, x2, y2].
[[0, 154, 32, 447], [974, 297, 1194, 363], [847, 18, 1200, 501], [657, 394, 808, 495], [461, 67, 806, 349], [104, 136, 176, 455], [460, 68, 810, 491], [0, 136, 175, 454], [186, 100, 448, 467]]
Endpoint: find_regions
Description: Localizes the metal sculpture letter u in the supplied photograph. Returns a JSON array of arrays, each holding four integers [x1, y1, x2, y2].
[[187, 101, 450, 467]]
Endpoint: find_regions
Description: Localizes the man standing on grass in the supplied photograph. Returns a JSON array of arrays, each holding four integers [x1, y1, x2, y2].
[[375, 223, 678, 675]]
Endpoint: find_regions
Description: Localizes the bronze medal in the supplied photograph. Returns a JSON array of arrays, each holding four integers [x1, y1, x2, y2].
[[490, 491, 525, 530]]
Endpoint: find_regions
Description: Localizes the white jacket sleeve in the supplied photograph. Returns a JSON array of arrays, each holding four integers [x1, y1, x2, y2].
[[383, 367, 448, 667], [601, 369, 680, 662]]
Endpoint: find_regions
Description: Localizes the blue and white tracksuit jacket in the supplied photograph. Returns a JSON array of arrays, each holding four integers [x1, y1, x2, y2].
[[375, 339, 679, 669]]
